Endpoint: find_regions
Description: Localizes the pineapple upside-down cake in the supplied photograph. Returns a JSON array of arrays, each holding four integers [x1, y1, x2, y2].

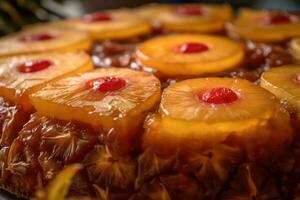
[[0, 3, 300, 200]]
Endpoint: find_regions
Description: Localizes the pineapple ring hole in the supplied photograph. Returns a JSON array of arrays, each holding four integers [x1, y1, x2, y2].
[[199, 87, 239, 105], [293, 73, 300, 85], [174, 42, 209, 54], [20, 33, 56, 43], [17, 59, 53, 73], [83, 12, 112, 23], [85, 76, 127, 93], [263, 13, 294, 25], [173, 5, 204, 16]]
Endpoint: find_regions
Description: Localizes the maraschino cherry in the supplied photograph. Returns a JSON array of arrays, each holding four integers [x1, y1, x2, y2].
[[83, 12, 112, 23], [85, 76, 126, 93], [18, 60, 53, 73], [20, 34, 55, 43], [173, 6, 204, 16], [200, 87, 239, 105], [174, 42, 209, 54], [265, 13, 294, 25]]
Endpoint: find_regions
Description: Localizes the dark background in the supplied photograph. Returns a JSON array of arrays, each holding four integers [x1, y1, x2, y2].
[[81, 0, 300, 12], [57, 0, 300, 17], [1, 0, 300, 36]]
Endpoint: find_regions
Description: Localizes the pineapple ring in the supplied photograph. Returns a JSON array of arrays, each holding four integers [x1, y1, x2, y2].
[[30, 68, 161, 131], [0, 28, 91, 57], [136, 4, 232, 33], [143, 78, 291, 155], [0, 52, 93, 110], [227, 9, 300, 42], [136, 34, 244, 77], [261, 65, 300, 119], [30, 68, 161, 155], [57, 10, 151, 41]]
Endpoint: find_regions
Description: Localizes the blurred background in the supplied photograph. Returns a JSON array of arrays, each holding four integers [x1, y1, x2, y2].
[[0, 0, 300, 36]]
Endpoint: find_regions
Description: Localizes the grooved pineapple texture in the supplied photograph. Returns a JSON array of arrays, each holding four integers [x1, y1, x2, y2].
[[0, 3, 300, 200]]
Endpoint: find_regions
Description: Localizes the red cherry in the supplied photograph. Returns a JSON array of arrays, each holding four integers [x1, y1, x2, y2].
[[18, 60, 53, 73], [200, 87, 239, 105], [20, 34, 55, 43], [85, 77, 126, 93], [83, 12, 112, 23], [174, 42, 209, 54], [293, 74, 300, 84], [173, 6, 204, 16], [266, 14, 292, 25]]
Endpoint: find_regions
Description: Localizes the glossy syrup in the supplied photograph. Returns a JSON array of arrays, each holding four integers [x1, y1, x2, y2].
[[0, 25, 299, 200]]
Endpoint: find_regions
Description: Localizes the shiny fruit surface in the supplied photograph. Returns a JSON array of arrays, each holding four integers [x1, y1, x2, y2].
[[17, 60, 53, 73], [261, 65, 300, 119], [0, 28, 91, 57], [137, 34, 244, 77], [30, 68, 161, 154], [58, 10, 151, 41], [0, 52, 93, 110], [136, 4, 232, 33], [143, 78, 292, 156], [30, 68, 161, 129], [227, 9, 300, 42], [85, 76, 127, 93]]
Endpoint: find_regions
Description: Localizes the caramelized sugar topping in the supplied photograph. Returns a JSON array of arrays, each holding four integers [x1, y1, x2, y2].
[[85, 76, 127, 93], [83, 12, 112, 22], [17, 60, 53, 73], [20, 33, 56, 43], [200, 87, 239, 104], [174, 42, 209, 54], [173, 6, 204, 16]]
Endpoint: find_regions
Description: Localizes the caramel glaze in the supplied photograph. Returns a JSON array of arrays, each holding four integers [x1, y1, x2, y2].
[[0, 97, 30, 147], [0, 32, 299, 199], [91, 37, 295, 88], [88, 35, 300, 199]]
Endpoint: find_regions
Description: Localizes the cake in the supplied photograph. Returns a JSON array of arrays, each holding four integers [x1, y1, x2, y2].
[[0, 3, 299, 200]]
